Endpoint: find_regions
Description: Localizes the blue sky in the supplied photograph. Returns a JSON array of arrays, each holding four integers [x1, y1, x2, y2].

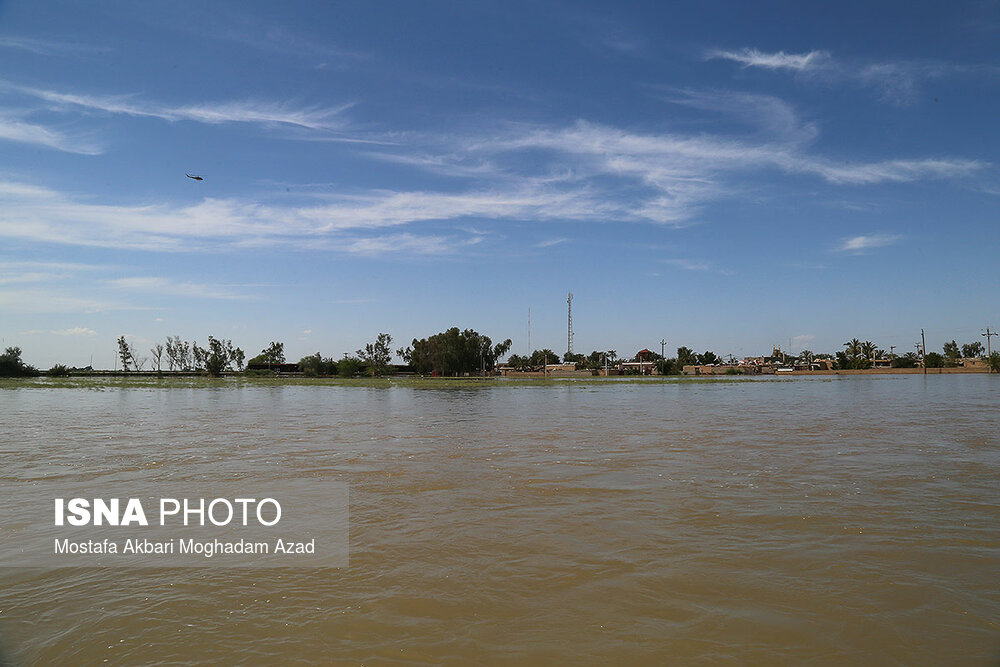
[[1, 1, 999, 368]]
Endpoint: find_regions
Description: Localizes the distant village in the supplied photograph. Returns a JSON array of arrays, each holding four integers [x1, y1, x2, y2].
[[498, 343, 995, 377]]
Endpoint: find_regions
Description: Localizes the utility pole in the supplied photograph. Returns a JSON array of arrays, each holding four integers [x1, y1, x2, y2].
[[983, 327, 997, 357], [921, 329, 927, 374], [566, 292, 573, 357]]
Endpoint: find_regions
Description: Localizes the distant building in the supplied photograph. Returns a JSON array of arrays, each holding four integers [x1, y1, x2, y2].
[[620, 360, 657, 375], [634, 349, 655, 363]]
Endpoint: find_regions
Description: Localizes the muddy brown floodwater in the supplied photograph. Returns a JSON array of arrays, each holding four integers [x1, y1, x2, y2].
[[1, 375, 998, 665]]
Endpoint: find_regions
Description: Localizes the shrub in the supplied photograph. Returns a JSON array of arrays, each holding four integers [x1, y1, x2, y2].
[[924, 352, 945, 368], [988, 352, 1000, 374], [338, 355, 363, 377]]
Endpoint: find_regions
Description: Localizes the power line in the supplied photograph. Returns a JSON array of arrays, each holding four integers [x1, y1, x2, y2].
[[983, 327, 997, 357]]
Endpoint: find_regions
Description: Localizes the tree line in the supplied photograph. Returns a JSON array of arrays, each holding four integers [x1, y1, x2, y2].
[[4, 329, 999, 378], [116, 335, 246, 377]]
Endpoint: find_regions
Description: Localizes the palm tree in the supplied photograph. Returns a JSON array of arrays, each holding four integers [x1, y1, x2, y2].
[[861, 341, 877, 367]]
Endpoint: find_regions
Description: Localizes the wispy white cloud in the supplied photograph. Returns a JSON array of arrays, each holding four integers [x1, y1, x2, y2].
[[535, 238, 568, 248], [0, 288, 122, 314], [707, 47, 1000, 105], [0, 99, 987, 255], [707, 48, 831, 71], [52, 327, 97, 336], [107, 276, 253, 300], [0, 113, 101, 154], [0, 260, 117, 287], [791, 334, 816, 346], [837, 233, 902, 253], [0, 178, 607, 251], [340, 232, 481, 256], [0, 271, 73, 285], [0, 259, 114, 272], [664, 258, 711, 271], [660, 88, 817, 142], [9, 83, 352, 131], [466, 120, 984, 222], [0, 35, 105, 56], [171, 11, 366, 64], [794, 157, 984, 185]]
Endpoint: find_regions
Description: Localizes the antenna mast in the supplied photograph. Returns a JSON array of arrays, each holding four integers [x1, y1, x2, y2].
[[527, 308, 531, 355], [566, 292, 574, 356]]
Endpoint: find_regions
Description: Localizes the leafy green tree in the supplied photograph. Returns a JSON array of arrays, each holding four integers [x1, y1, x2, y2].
[[528, 349, 559, 368], [656, 358, 678, 375], [698, 351, 719, 365], [943, 340, 961, 362], [891, 352, 919, 368], [924, 352, 945, 368], [299, 353, 320, 376], [191, 341, 207, 371], [505, 354, 527, 369], [117, 336, 139, 372], [409, 328, 513, 375], [358, 332, 394, 376], [47, 364, 70, 377], [165, 336, 191, 371], [338, 354, 363, 377], [962, 341, 985, 359], [582, 351, 604, 370], [204, 336, 239, 377], [0, 347, 38, 377], [231, 347, 245, 371], [493, 338, 512, 365], [249, 341, 285, 368]]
